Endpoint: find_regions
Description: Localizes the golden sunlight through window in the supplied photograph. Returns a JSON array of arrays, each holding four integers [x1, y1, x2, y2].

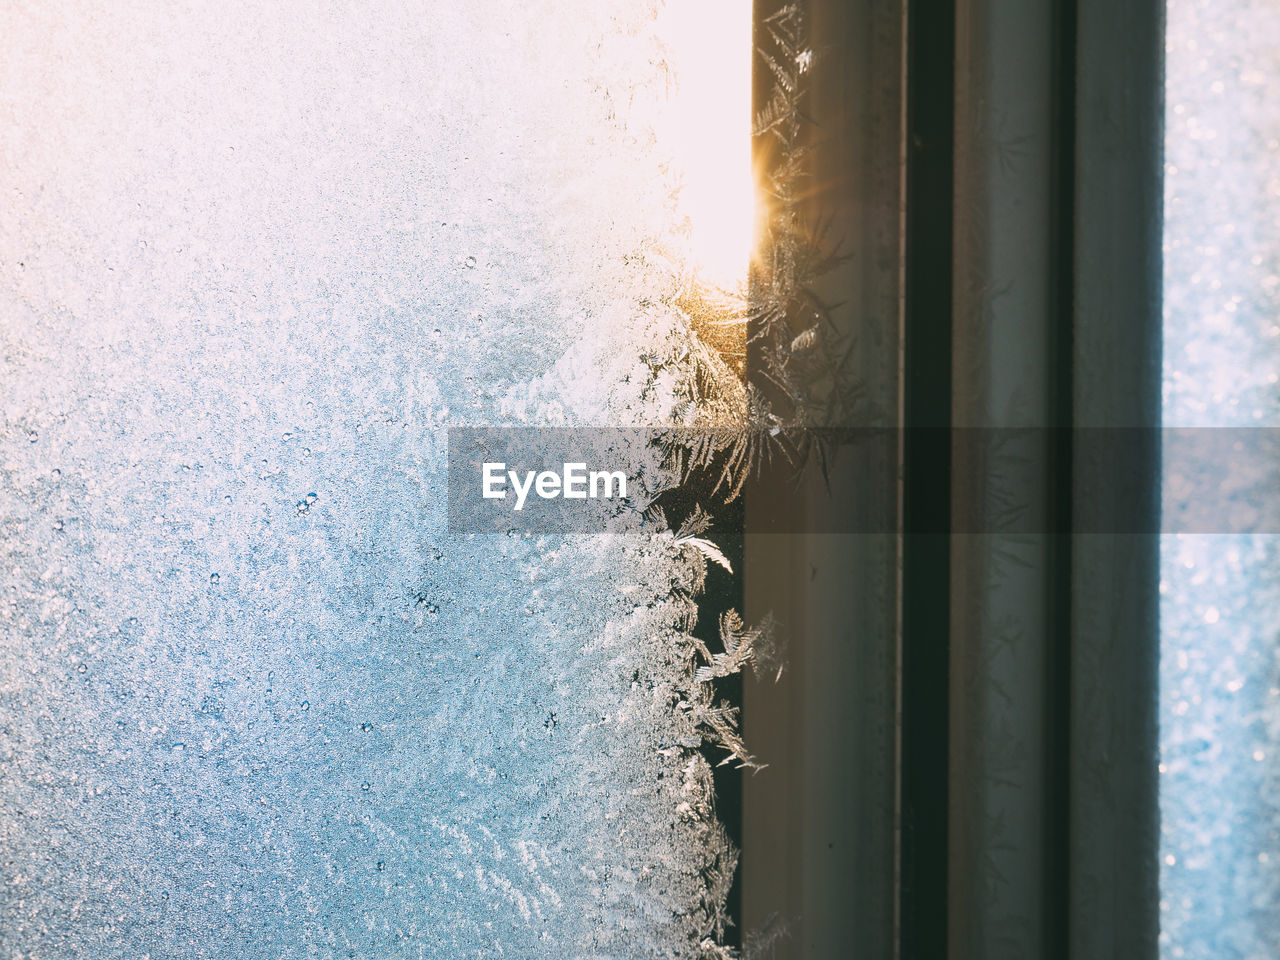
[[658, 0, 756, 293]]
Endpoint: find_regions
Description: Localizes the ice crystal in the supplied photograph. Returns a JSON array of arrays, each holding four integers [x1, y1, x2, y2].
[[0, 1, 752, 956], [1161, 0, 1280, 956]]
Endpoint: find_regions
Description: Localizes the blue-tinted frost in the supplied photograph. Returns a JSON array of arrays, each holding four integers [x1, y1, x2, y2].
[[1162, 1, 1280, 956], [0, 2, 740, 957]]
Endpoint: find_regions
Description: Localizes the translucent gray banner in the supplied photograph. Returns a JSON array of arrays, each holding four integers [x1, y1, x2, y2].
[[447, 427, 1280, 534]]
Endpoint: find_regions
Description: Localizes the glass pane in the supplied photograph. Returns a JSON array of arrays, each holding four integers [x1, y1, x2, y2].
[[0, 3, 757, 957], [1162, 1, 1280, 956]]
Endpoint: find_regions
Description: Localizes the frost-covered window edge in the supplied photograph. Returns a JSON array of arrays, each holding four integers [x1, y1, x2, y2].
[[0, 1, 859, 958]]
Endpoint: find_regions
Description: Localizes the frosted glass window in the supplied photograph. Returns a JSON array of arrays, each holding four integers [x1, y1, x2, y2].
[[0, 2, 755, 957], [1161, 1, 1280, 956]]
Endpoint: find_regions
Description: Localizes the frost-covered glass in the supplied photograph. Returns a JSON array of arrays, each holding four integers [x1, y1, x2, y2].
[[0, 2, 753, 957], [1161, 1, 1280, 956]]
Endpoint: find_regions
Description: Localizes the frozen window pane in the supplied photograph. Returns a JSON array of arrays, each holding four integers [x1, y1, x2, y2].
[[1162, 1, 1280, 956], [0, 2, 750, 957]]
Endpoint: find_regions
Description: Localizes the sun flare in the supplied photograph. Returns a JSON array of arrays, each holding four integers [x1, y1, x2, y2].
[[658, 0, 756, 292]]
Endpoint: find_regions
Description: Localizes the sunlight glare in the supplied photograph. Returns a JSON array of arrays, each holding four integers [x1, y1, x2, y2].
[[658, 0, 755, 292]]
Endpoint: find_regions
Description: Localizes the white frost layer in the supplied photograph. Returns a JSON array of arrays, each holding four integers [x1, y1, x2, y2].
[[1, 2, 733, 957], [1162, 1, 1280, 957]]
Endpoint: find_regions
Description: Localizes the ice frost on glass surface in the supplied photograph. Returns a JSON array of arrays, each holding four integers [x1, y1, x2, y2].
[[0, 2, 745, 956], [1162, 1, 1280, 956]]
